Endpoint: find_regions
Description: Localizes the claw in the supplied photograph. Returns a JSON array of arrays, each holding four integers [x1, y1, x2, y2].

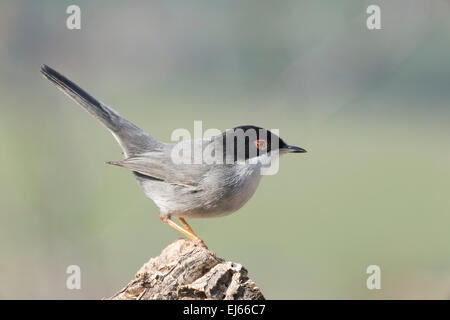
[[161, 215, 209, 250]]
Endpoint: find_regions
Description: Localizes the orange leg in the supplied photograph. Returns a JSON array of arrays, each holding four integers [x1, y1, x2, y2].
[[160, 216, 207, 249], [178, 218, 199, 237]]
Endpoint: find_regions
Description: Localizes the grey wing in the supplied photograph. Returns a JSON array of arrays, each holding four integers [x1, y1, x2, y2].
[[107, 151, 211, 188]]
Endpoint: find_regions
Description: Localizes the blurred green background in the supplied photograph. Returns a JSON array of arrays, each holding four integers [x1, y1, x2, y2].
[[1, 0, 450, 299]]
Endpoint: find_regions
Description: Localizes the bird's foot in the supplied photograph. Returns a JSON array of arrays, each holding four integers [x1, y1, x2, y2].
[[194, 238, 208, 250]]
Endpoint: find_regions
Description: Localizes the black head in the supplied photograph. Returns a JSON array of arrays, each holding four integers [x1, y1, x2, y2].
[[220, 125, 306, 162]]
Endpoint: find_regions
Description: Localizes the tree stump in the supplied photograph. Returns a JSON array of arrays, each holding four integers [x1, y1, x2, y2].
[[107, 239, 265, 300]]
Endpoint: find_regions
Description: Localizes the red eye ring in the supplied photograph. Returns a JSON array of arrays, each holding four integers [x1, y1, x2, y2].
[[255, 139, 267, 150]]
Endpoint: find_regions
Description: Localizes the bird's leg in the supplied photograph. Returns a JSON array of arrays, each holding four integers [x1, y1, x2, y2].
[[178, 218, 199, 237], [160, 217, 208, 249], [178, 217, 207, 248], [177, 217, 208, 249]]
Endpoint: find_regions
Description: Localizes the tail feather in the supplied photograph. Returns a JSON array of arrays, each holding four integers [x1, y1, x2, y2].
[[40, 64, 162, 156]]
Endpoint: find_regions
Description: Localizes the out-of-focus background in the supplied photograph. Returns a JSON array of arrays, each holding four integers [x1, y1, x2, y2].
[[1, 0, 450, 299]]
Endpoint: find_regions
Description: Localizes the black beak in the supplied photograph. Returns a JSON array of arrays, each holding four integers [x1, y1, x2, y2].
[[282, 145, 307, 153]]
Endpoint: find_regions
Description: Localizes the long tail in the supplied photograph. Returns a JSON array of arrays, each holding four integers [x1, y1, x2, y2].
[[40, 64, 162, 156]]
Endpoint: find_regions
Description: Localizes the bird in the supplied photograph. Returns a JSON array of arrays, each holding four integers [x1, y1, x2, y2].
[[40, 64, 306, 249]]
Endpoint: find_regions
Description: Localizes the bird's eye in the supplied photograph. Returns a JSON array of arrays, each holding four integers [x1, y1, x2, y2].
[[255, 139, 267, 150]]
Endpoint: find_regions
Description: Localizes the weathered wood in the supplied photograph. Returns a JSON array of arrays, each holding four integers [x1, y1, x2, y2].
[[107, 239, 264, 300]]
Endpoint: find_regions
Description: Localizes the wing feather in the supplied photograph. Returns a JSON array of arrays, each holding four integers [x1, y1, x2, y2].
[[107, 151, 209, 188]]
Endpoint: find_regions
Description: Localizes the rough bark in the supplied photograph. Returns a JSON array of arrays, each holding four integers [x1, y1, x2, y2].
[[107, 239, 264, 300]]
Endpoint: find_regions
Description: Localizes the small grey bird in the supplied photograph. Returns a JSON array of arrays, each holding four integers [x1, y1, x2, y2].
[[41, 65, 306, 248]]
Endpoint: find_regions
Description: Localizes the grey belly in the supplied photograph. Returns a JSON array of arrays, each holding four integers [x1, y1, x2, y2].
[[132, 170, 262, 219]]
